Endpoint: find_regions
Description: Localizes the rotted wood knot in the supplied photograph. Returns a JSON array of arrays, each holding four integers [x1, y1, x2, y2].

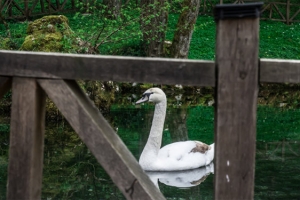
[[239, 71, 247, 80], [125, 179, 137, 199]]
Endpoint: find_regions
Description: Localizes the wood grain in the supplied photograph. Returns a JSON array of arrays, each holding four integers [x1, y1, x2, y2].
[[7, 78, 46, 200], [2, 50, 300, 85], [0, 50, 215, 86], [215, 18, 259, 200], [38, 79, 165, 200], [0, 76, 11, 99], [260, 59, 300, 83]]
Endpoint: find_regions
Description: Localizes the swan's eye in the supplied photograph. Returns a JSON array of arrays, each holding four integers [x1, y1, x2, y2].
[[142, 92, 153, 100], [136, 92, 154, 104]]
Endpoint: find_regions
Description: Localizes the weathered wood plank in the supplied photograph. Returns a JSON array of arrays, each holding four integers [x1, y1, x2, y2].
[[7, 78, 46, 200], [38, 79, 165, 200], [260, 59, 300, 83], [215, 13, 259, 200], [2, 51, 300, 85], [0, 50, 215, 86], [0, 76, 11, 99]]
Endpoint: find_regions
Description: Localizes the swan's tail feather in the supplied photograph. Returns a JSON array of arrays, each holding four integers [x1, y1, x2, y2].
[[206, 143, 215, 165]]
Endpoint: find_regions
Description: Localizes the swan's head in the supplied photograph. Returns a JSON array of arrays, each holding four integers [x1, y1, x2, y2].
[[136, 87, 166, 104]]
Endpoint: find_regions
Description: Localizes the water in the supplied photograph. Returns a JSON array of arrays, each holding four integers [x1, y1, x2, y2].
[[0, 106, 300, 199]]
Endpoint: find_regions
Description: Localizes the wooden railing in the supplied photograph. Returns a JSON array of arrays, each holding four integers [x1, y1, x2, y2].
[[0, 0, 76, 19], [1, 3, 300, 200], [235, 0, 300, 24], [1, 0, 299, 24], [201, 0, 300, 24]]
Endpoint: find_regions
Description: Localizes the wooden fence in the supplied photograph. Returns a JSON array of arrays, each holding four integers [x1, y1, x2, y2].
[[257, 140, 300, 161], [1, 3, 300, 199], [1, 0, 300, 24], [0, 0, 76, 19], [236, 0, 300, 24], [201, 0, 300, 24]]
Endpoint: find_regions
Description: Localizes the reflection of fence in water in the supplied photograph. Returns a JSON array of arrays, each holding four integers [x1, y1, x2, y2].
[[257, 140, 300, 161]]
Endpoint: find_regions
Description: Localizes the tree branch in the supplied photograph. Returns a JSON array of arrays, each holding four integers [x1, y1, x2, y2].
[[94, 17, 140, 50]]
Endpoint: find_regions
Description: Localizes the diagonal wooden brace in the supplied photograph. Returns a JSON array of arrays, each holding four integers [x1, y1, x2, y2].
[[37, 79, 165, 200]]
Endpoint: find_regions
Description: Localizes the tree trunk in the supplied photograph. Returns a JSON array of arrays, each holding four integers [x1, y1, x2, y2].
[[140, 0, 168, 57], [170, 0, 200, 58], [103, 0, 121, 19]]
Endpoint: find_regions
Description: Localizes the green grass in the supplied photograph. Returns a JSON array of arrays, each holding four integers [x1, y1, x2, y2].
[[188, 15, 300, 60], [260, 20, 300, 59], [1, 11, 300, 60]]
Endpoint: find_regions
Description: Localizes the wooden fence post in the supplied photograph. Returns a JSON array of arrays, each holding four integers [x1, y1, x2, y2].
[[214, 3, 262, 200], [7, 78, 46, 200]]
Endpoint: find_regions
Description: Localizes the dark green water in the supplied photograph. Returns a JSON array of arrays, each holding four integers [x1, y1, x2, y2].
[[0, 106, 300, 199]]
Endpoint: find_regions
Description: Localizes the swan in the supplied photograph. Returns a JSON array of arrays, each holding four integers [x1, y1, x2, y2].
[[136, 87, 214, 171]]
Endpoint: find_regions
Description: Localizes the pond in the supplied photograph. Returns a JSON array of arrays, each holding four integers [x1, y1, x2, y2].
[[0, 104, 300, 199]]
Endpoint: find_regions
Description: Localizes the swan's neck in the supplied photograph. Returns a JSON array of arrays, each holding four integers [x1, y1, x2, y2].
[[139, 100, 166, 168]]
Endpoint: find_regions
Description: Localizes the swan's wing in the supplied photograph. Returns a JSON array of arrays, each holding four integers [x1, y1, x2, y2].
[[159, 141, 196, 157], [159, 141, 209, 157], [155, 141, 213, 170]]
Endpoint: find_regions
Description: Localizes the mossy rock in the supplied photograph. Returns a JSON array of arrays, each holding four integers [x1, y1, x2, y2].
[[20, 15, 74, 52], [26, 15, 70, 35], [0, 38, 17, 50]]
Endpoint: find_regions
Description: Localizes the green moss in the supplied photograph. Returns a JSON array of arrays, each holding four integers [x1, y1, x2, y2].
[[20, 15, 73, 52], [26, 15, 70, 35], [0, 38, 16, 50], [21, 32, 63, 52]]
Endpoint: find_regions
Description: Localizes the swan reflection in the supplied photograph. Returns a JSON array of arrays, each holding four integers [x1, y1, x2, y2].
[[146, 162, 214, 188]]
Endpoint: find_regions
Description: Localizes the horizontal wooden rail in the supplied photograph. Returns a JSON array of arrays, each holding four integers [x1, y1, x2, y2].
[[0, 50, 215, 87], [1, 51, 300, 85], [260, 59, 300, 83]]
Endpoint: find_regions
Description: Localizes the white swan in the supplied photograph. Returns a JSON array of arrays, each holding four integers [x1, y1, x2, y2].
[[136, 87, 214, 171]]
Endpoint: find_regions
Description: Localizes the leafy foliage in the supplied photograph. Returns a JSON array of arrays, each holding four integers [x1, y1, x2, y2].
[[71, 0, 143, 54], [0, 3, 300, 59], [0, 4, 300, 199]]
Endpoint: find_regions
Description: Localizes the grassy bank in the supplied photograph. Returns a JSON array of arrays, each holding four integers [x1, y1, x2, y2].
[[0, 12, 300, 60]]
